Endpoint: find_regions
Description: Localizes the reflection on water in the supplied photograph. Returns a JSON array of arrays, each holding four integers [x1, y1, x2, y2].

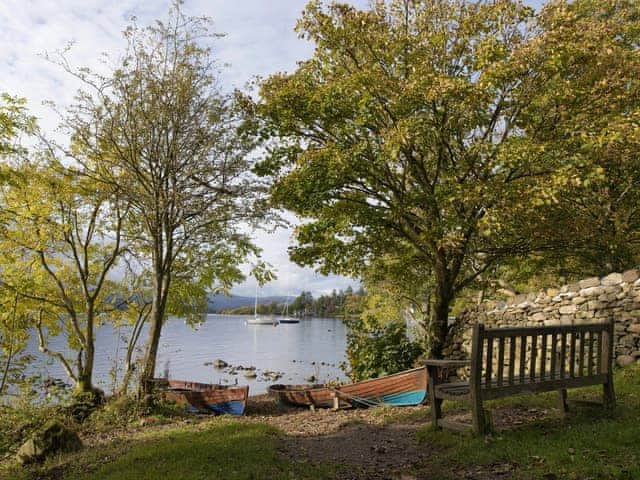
[[25, 315, 349, 395]]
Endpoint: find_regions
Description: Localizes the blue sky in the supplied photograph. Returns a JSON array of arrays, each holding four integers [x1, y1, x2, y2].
[[0, 0, 543, 297]]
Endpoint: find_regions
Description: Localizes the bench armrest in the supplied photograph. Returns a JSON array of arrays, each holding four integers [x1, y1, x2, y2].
[[422, 359, 470, 368]]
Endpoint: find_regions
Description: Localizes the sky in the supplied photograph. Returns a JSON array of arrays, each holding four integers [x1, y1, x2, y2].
[[0, 0, 543, 298]]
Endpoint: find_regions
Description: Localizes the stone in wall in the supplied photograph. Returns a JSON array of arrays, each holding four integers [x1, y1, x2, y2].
[[451, 269, 640, 368]]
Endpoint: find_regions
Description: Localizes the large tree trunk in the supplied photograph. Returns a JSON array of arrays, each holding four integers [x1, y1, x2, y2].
[[429, 255, 454, 358]]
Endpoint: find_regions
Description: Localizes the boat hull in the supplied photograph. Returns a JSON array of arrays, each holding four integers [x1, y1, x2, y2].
[[270, 367, 427, 409], [158, 379, 249, 415], [246, 318, 279, 325], [268, 384, 324, 406]]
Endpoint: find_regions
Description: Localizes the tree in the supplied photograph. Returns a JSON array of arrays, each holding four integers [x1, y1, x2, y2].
[[256, 0, 557, 356], [50, 3, 268, 394], [0, 93, 35, 397], [0, 159, 127, 395], [0, 94, 34, 158], [516, 0, 640, 277]]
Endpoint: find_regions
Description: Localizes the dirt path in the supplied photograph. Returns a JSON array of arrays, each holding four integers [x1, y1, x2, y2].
[[244, 395, 432, 479], [243, 395, 554, 480]]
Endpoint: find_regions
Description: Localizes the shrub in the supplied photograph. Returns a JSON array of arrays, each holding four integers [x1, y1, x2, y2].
[[342, 318, 423, 381]]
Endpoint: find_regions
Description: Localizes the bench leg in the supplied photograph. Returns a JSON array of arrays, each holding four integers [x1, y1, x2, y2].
[[603, 377, 616, 410], [558, 389, 569, 413], [428, 375, 442, 428], [471, 397, 486, 435]]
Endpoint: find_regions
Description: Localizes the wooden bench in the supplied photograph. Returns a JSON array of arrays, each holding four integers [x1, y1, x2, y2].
[[424, 320, 616, 434]]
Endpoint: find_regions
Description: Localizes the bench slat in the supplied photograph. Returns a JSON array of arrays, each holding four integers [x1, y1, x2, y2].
[[578, 332, 585, 377], [481, 374, 609, 400], [596, 331, 603, 374], [530, 334, 537, 380], [550, 333, 557, 377], [508, 337, 516, 385], [519, 335, 527, 382], [484, 323, 610, 338], [497, 337, 505, 387], [434, 373, 610, 401], [485, 337, 493, 387], [560, 333, 567, 379], [569, 331, 576, 378], [588, 331, 594, 376], [540, 334, 547, 380]]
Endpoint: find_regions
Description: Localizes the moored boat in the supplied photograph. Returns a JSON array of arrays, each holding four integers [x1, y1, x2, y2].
[[269, 367, 427, 409], [246, 316, 279, 325], [157, 379, 249, 415], [279, 318, 300, 324], [268, 383, 324, 406], [278, 296, 300, 324]]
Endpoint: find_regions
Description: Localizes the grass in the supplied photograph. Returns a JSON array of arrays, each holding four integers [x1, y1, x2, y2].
[[1, 418, 331, 480], [414, 365, 640, 479], [3, 366, 640, 479]]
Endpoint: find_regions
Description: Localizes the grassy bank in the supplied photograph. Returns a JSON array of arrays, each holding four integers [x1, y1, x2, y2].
[[2, 366, 639, 479], [1, 418, 331, 480], [414, 365, 640, 479]]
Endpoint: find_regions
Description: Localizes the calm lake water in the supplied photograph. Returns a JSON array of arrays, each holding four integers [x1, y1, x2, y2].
[[25, 315, 349, 395]]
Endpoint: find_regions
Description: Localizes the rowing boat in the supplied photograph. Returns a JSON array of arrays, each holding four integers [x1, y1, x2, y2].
[[269, 367, 427, 408], [157, 379, 249, 415]]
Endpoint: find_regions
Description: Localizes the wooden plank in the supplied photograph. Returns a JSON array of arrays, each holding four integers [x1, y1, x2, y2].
[[569, 331, 576, 378], [484, 323, 610, 338], [578, 332, 585, 377], [497, 337, 505, 387], [550, 333, 557, 379], [530, 334, 538, 380], [508, 337, 516, 385], [470, 324, 487, 434], [423, 359, 470, 368], [485, 337, 493, 387], [596, 331, 603, 374], [587, 331, 594, 376], [481, 374, 609, 400], [519, 335, 527, 382], [560, 333, 567, 379], [428, 366, 442, 427], [603, 318, 616, 409], [540, 334, 547, 380]]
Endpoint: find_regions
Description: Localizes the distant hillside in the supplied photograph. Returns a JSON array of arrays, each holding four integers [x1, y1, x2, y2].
[[206, 294, 289, 313]]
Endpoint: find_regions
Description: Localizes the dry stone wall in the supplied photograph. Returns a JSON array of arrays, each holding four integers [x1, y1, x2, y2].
[[451, 269, 640, 367]]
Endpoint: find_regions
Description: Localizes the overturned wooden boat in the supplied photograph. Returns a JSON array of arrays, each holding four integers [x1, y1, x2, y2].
[[269, 367, 427, 409], [157, 379, 249, 415]]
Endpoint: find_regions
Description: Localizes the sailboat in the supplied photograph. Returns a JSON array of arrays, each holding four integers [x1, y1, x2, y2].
[[246, 284, 279, 326], [279, 295, 299, 324]]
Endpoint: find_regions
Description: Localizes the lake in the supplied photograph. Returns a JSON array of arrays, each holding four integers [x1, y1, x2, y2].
[[25, 315, 349, 396]]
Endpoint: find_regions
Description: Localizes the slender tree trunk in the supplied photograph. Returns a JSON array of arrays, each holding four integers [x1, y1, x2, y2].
[[140, 269, 171, 395], [0, 294, 18, 397], [119, 305, 149, 396], [76, 303, 96, 394], [0, 341, 14, 397]]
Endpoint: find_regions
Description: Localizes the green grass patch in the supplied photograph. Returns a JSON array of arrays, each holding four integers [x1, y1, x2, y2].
[[415, 365, 640, 479], [1, 418, 331, 480]]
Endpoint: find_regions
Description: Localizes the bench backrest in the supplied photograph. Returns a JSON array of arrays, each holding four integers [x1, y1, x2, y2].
[[470, 320, 615, 398]]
